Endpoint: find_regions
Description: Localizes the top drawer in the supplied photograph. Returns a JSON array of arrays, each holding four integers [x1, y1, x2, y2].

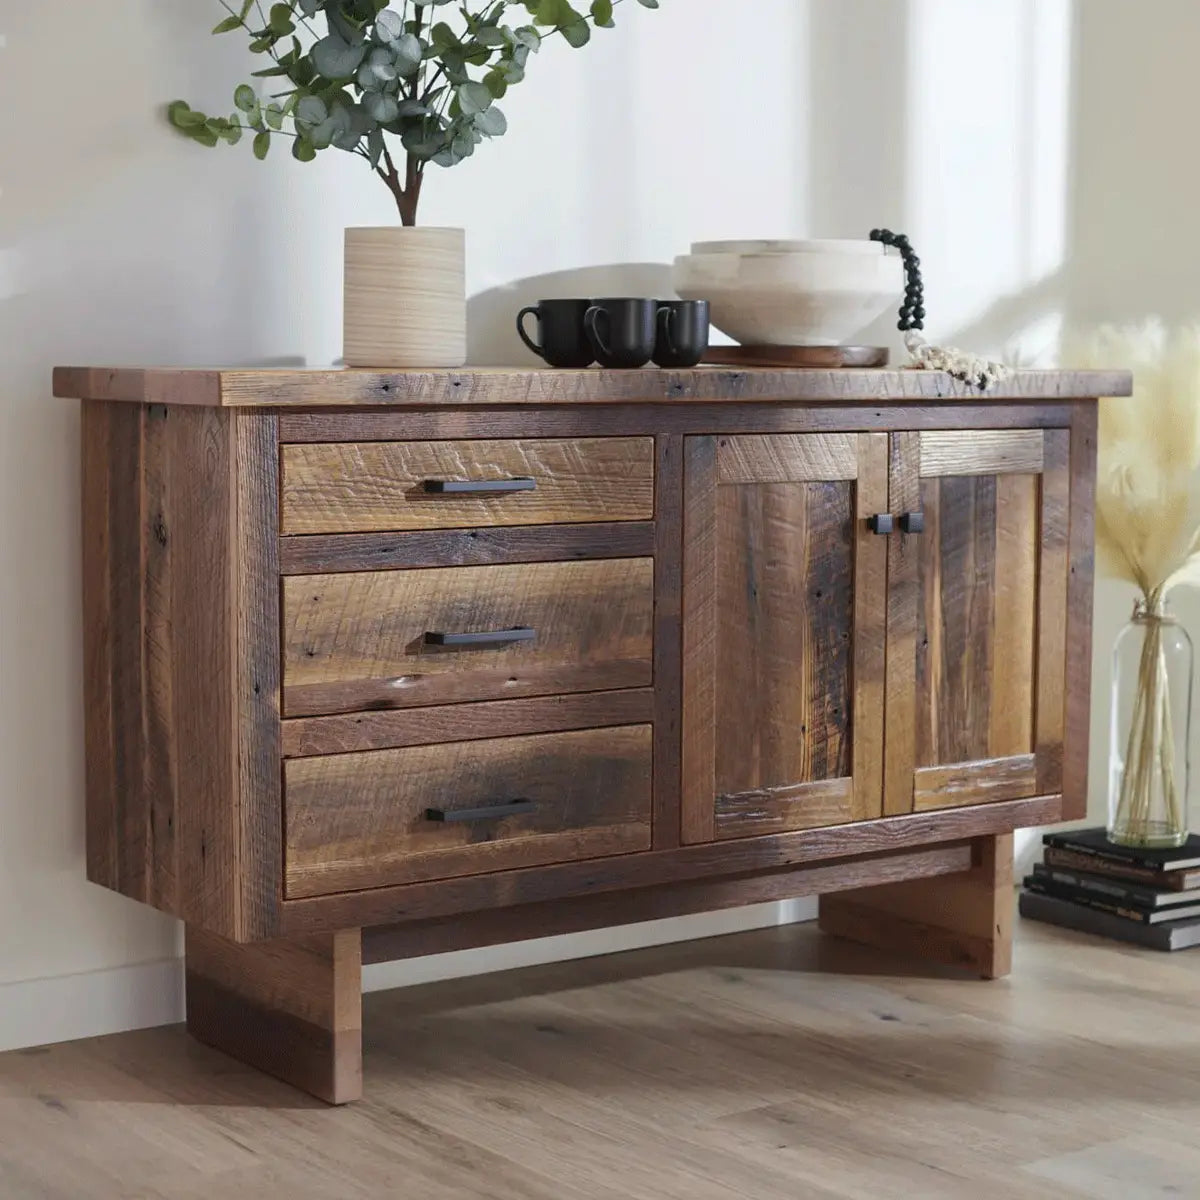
[[280, 437, 655, 534]]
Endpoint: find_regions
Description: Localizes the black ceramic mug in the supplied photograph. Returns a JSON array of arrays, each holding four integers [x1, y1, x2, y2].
[[654, 300, 710, 368], [517, 299, 595, 368], [584, 298, 658, 369]]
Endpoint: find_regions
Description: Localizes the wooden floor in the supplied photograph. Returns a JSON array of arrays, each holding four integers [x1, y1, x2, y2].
[[2, 918, 1199, 1199]]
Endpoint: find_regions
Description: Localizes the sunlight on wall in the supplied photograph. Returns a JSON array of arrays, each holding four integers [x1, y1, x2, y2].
[[907, 0, 1072, 362]]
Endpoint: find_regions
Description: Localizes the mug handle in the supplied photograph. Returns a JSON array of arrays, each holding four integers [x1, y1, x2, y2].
[[584, 306, 613, 359], [657, 306, 678, 357], [516, 306, 545, 359]]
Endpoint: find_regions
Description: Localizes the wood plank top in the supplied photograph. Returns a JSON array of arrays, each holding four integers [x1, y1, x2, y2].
[[53, 365, 1133, 408]]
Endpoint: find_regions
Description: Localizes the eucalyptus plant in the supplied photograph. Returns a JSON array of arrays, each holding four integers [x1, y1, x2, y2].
[[169, 0, 658, 225]]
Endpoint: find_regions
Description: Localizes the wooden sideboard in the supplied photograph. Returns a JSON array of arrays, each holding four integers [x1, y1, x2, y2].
[[54, 364, 1132, 1104]]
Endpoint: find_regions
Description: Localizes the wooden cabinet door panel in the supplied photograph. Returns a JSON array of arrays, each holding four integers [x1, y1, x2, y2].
[[885, 429, 1068, 815], [682, 433, 887, 843]]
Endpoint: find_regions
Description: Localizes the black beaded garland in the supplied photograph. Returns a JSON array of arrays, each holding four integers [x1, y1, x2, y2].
[[869, 228, 925, 333]]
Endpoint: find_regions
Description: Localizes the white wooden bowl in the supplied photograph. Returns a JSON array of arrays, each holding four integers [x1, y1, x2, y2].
[[673, 244, 903, 347]]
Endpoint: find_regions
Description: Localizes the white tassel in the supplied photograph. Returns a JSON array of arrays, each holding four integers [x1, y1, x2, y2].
[[904, 331, 1010, 392]]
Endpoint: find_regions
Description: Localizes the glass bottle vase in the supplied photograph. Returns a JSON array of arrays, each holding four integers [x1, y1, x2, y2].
[[1108, 597, 1193, 848]]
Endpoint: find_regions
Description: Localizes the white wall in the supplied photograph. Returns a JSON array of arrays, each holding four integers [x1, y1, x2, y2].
[[2, 0, 1197, 1049]]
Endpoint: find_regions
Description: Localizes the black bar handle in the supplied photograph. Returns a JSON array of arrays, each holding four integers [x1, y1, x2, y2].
[[423, 477, 536, 495], [423, 626, 536, 648], [425, 799, 538, 823], [867, 513, 895, 535], [900, 511, 925, 534]]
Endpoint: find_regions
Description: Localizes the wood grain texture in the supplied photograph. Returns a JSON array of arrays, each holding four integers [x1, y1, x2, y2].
[[715, 779, 855, 840], [1036, 430, 1071, 794], [281, 689, 654, 758], [343, 227, 465, 369], [53, 365, 1132, 407], [278, 522, 655, 575], [852, 434, 889, 823], [185, 927, 362, 1104], [282, 558, 653, 717], [276, 403, 1082, 443], [361, 841, 973, 963], [1063, 404, 1099, 820], [284, 726, 653, 897], [715, 433, 859, 483], [681, 437, 719, 845], [882, 431, 921, 815], [280, 437, 654, 534], [279, 794, 1063, 934], [653, 436, 685, 851], [990, 473, 1039, 758], [912, 754, 1038, 811], [919, 429, 1045, 477], [820, 832, 1015, 979], [81, 400, 280, 942]]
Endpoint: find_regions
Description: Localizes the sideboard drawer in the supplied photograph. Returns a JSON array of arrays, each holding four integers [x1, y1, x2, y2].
[[282, 557, 654, 716], [280, 437, 655, 534], [284, 725, 653, 897]]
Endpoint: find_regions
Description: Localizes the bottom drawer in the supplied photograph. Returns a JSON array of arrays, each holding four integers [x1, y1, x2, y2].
[[284, 725, 653, 898]]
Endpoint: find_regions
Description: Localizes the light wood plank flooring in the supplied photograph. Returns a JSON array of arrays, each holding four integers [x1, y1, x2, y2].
[[2, 919, 1199, 1199]]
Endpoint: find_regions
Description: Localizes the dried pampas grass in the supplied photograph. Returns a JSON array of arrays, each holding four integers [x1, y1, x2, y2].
[[1066, 321, 1200, 846], [1071, 322, 1200, 604]]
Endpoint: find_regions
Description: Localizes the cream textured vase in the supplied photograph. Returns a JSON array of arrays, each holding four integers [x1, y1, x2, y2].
[[343, 227, 466, 368]]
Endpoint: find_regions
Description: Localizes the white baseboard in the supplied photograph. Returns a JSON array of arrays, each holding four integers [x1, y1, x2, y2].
[[0, 901, 817, 1052], [0, 958, 185, 1053]]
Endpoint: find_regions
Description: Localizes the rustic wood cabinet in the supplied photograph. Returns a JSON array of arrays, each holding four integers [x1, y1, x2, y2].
[[55, 363, 1130, 1104]]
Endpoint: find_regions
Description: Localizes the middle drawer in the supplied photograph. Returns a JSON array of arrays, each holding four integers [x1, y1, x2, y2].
[[282, 558, 655, 717]]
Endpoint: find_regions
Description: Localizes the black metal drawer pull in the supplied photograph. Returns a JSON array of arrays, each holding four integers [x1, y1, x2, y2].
[[423, 626, 537, 648], [422, 477, 537, 495], [900, 511, 925, 534], [868, 513, 895, 535], [425, 799, 538, 823]]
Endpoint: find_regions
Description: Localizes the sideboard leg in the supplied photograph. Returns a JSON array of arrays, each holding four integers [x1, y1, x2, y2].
[[185, 926, 363, 1104], [817, 833, 1014, 979]]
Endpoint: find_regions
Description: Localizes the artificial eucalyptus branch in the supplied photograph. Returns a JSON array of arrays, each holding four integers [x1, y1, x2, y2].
[[168, 0, 659, 225]]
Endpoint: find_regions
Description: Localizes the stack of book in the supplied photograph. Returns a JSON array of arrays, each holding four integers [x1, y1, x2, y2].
[[1020, 827, 1200, 950]]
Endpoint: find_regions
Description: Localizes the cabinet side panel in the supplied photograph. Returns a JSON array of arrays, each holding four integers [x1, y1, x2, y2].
[[236, 412, 283, 939], [1063, 405, 1098, 819], [81, 401, 244, 937]]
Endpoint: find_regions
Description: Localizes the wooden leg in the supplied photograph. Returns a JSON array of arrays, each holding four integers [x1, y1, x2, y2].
[[185, 926, 363, 1104], [818, 833, 1014, 979]]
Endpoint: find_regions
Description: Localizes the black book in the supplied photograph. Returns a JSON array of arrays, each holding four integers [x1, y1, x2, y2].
[[1041, 827, 1200, 872], [1023, 877, 1200, 924], [1019, 890, 1200, 951], [1031, 862, 1200, 910]]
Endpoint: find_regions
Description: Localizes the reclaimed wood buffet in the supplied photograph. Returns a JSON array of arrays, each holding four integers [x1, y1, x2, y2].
[[55, 363, 1132, 1103]]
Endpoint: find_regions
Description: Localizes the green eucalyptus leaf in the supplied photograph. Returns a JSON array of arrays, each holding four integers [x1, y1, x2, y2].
[[213, 15, 243, 34], [312, 34, 366, 79], [167, 100, 206, 129], [483, 69, 508, 99], [363, 91, 399, 123], [457, 80, 493, 115], [367, 127, 385, 167], [475, 105, 507, 136], [265, 103, 285, 130], [397, 98, 430, 116], [296, 94, 329, 124], [269, 3, 295, 34], [391, 32, 423, 73], [375, 8, 404, 41], [636, 0, 660, 6], [239, 0, 254, 16], [234, 83, 257, 112], [191, 125, 221, 148], [560, 17, 590, 47], [298, 0, 321, 14], [475, 26, 507, 47], [293, 136, 317, 161], [590, 0, 614, 26]]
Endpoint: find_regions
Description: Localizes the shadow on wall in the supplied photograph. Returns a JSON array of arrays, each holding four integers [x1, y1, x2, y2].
[[467, 263, 676, 366]]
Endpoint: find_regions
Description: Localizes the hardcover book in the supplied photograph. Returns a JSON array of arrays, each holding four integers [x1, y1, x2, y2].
[[1042, 827, 1200, 872], [1019, 890, 1200, 951], [1031, 863, 1200, 909], [1023, 876, 1200, 924], [1042, 846, 1200, 891]]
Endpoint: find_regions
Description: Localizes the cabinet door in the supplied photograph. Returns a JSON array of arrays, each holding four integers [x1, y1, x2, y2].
[[681, 434, 889, 844], [883, 429, 1069, 815]]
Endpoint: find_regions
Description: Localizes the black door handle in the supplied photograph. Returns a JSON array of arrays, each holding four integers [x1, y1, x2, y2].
[[423, 626, 536, 648], [900, 511, 925, 534], [868, 513, 895, 535], [425, 799, 538, 823], [422, 477, 536, 494]]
